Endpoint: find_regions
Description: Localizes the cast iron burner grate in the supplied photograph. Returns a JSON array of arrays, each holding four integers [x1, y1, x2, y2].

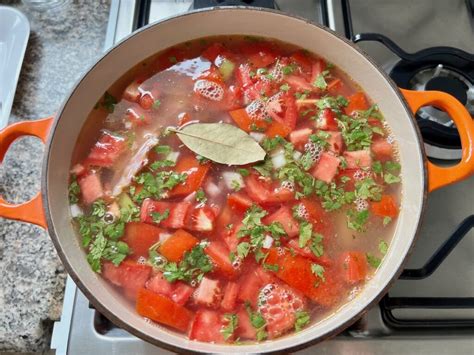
[[339, 0, 474, 156]]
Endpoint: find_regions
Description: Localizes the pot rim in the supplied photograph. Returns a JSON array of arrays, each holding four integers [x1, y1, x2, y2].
[[41, 6, 428, 353]]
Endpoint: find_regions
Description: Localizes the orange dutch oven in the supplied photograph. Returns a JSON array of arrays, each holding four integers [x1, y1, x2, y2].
[[1, 8, 473, 353]]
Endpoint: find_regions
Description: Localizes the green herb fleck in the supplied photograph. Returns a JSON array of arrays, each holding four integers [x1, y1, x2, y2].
[[101, 92, 117, 113], [195, 189, 207, 204], [311, 263, 326, 282], [221, 314, 238, 341], [294, 311, 311, 332], [366, 253, 381, 268], [379, 240, 388, 255], [383, 216, 392, 226], [151, 209, 170, 224], [163, 243, 213, 283]]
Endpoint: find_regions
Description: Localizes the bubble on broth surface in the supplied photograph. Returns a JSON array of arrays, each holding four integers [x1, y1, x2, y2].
[[280, 180, 295, 192], [193, 79, 224, 101], [353, 169, 371, 181], [137, 256, 147, 265], [355, 197, 369, 212], [295, 203, 309, 220], [246, 99, 267, 120], [304, 141, 322, 163]]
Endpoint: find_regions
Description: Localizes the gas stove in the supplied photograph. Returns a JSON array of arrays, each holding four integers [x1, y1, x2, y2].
[[51, 1, 474, 354]]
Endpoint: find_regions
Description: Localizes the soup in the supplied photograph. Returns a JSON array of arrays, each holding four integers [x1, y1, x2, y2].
[[69, 36, 401, 343]]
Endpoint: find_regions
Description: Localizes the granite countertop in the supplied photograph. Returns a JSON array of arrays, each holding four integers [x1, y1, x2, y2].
[[0, 1, 110, 352]]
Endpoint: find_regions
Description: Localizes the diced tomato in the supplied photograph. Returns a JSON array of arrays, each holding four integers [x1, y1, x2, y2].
[[138, 91, 155, 110], [371, 138, 393, 161], [371, 195, 399, 218], [312, 152, 341, 183], [258, 283, 306, 338], [193, 277, 223, 308], [202, 43, 228, 63], [186, 205, 218, 232], [327, 131, 343, 154], [140, 199, 191, 229], [245, 174, 294, 205], [289, 127, 312, 148], [146, 272, 193, 306], [282, 93, 298, 130], [263, 206, 299, 238], [215, 204, 234, 233], [236, 306, 257, 340], [244, 79, 273, 101], [152, 47, 187, 71], [169, 155, 210, 196], [70, 163, 86, 177], [78, 172, 103, 205], [178, 112, 191, 126], [85, 131, 126, 167], [290, 51, 313, 76], [316, 108, 339, 131], [123, 222, 163, 258], [222, 222, 241, 253], [344, 150, 372, 169], [123, 80, 141, 102], [345, 92, 369, 115], [171, 282, 194, 306], [136, 288, 193, 332], [241, 42, 276, 68], [227, 193, 254, 213], [229, 108, 267, 133], [336, 168, 363, 191], [221, 281, 240, 311], [265, 121, 292, 138], [236, 63, 254, 88], [310, 58, 327, 85], [287, 239, 332, 266], [341, 251, 367, 284], [146, 271, 174, 296], [159, 229, 199, 262], [103, 260, 152, 299], [205, 241, 237, 279], [223, 85, 242, 110], [265, 248, 342, 307], [237, 269, 265, 308], [189, 309, 226, 343], [285, 75, 314, 92], [125, 106, 151, 126], [299, 198, 332, 236]]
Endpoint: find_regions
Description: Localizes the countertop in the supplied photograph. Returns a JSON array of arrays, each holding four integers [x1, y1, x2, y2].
[[0, 1, 110, 352]]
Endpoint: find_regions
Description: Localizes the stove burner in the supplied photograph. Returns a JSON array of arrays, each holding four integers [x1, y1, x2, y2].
[[353, 33, 474, 160], [192, 0, 277, 9]]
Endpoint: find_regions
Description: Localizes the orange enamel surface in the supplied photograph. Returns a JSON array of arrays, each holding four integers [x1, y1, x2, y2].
[[401, 89, 474, 192], [0, 117, 54, 228]]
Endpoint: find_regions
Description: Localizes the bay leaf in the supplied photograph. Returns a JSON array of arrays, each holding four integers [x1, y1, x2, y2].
[[170, 123, 266, 165]]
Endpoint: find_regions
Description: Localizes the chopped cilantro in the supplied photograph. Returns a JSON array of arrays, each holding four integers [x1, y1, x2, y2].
[[152, 99, 161, 109], [245, 303, 267, 341], [312, 70, 330, 90], [231, 180, 242, 191], [282, 64, 297, 75], [168, 56, 178, 63], [347, 209, 370, 232], [151, 209, 170, 223], [372, 160, 383, 174], [133, 171, 187, 203], [383, 216, 392, 226], [311, 263, 326, 282], [263, 263, 279, 272], [195, 189, 207, 204], [162, 243, 213, 283], [196, 155, 210, 164], [154, 145, 171, 155], [101, 91, 117, 113], [385, 161, 401, 173], [68, 178, 81, 204], [384, 173, 401, 184], [280, 83, 291, 92], [298, 221, 313, 248], [237, 168, 250, 177], [237, 242, 251, 259], [221, 314, 238, 341], [366, 253, 381, 268], [379, 240, 388, 255], [149, 160, 175, 170], [294, 311, 311, 332]]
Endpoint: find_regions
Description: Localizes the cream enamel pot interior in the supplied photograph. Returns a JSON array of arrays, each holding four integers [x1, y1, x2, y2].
[[1, 7, 474, 354]]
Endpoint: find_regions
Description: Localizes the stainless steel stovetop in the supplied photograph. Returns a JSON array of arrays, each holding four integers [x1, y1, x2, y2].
[[51, 1, 474, 354]]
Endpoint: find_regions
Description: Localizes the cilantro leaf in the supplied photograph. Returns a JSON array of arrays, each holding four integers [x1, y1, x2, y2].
[[151, 209, 170, 223], [311, 263, 326, 282], [383, 216, 392, 226], [195, 189, 207, 204], [299, 221, 312, 248], [379, 240, 388, 255], [221, 314, 238, 341], [384, 173, 401, 184], [68, 178, 81, 204], [366, 253, 381, 268], [294, 311, 311, 332], [162, 243, 213, 283]]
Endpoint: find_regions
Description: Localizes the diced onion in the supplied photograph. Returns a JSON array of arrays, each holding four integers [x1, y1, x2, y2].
[[293, 151, 302, 161], [249, 132, 265, 143], [262, 235, 274, 249], [167, 151, 180, 163], [70, 204, 83, 218], [222, 171, 245, 190], [205, 181, 220, 198], [271, 152, 286, 169]]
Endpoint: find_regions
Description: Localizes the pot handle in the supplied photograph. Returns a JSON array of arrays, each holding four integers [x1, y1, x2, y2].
[[0, 117, 54, 228], [401, 89, 474, 192]]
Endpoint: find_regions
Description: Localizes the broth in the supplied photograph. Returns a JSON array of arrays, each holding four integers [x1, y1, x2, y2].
[[69, 36, 401, 343]]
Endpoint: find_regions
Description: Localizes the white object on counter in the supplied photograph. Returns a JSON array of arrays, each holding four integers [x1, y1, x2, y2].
[[0, 6, 30, 128]]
